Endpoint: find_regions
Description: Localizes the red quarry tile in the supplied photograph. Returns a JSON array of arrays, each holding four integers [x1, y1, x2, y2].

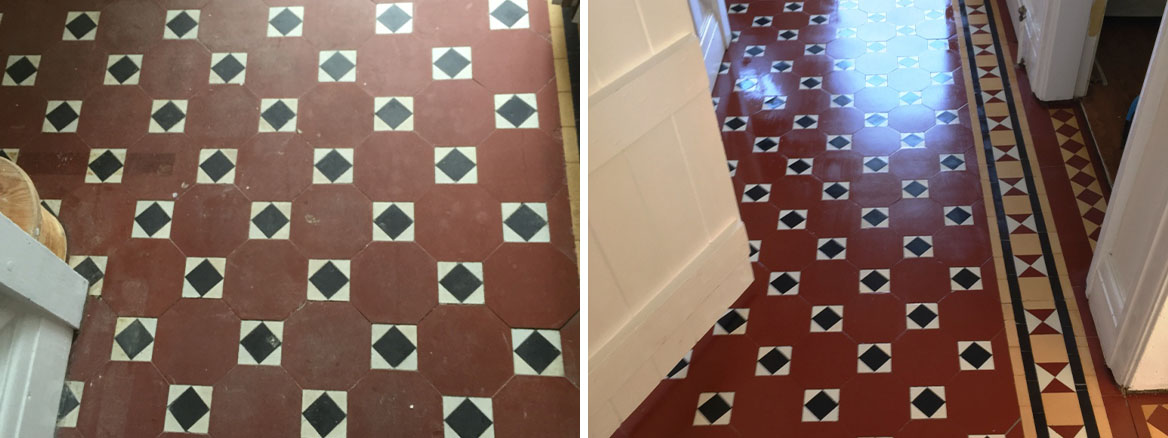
[[946, 365, 1022, 433], [472, 30, 555, 92], [139, 40, 211, 98], [185, 85, 261, 143], [546, 187, 577, 256], [811, 150, 865, 181], [730, 377, 806, 436], [887, 198, 944, 235], [922, 84, 965, 110], [243, 38, 320, 97], [224, 240, 307, 320], [353, 132, 434, 202], [414, 80, 495, 146], [348, 371, 444, 436], [209, 367, 303, 438], [852, 126, 901, 155], [1103, 396, 1139, 438], [290, 184, 373, 259], [15, 135, 88, 197], [77, 86, 152, 146], [297, 84, 374, 147], [418, 305, 513, 397], [888, 105, 937, 133], [122, 135, 200, 199], [562, 314, 580, 386], [928, 170, 981, 204], [57, 185, 135, 255], [932, 226, 992, 266], [102, 239, 184, 316], [302, 0, 374, 49], [824, 70, 866, 94], [817, 107, 864, 135], [790, 333, 858, 387], [844, 293, 907, 342], [0, 88, 46, 144], [744, 295, 812, 346], [74, 362, 168, 438], [855, 86, 901, 113], [925, 123, 976, 154], [198, 0, 270, 51], [172, 185, 250, 257], [840, 374, 912, 435], [889, 147, 941, 179], [891, 329, 959, 383], [889, 258, 951, 302], [779, 129, 830, 158], [412, 0, 490, 45], [153, 299, 241, 384], [414, 185, 503, 261], [845, 230, 903, 269], [65, 298, 116, 381], [804, 200, 860, 235], [0, 2, 69, 52], [283, 302, 372, 389], [355, 35, 434, 96], [235, 135, 313, 201], [478, 130, 567, 201], [350, 243, 437, 324], [484, 245, 579, 328], [494, 377, 580, 436], [35, 44, 106, 99], [797, 261, 860, 305], [848, 173, 903, 207]]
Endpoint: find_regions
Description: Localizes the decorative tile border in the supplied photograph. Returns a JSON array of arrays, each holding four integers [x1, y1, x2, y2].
[[1049, 108, 1108, 249], [955, 0, 1112, 436], [548, 0, 580, 259]]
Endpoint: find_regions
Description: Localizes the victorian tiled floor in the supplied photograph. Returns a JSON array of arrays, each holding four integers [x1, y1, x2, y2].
[[0, 0, 578, 436], [614, 0, 1168, 437]]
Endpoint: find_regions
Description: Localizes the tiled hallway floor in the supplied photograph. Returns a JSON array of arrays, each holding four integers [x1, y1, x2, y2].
[[0, 0, 578, 436], [614, 0, 1160, 436]]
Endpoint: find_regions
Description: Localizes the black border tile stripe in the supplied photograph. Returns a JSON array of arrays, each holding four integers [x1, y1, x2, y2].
[[956, 0, 1099, 436]]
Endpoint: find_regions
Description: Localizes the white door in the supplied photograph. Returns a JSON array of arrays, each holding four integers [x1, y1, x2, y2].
[[689, 0, 730, 90]]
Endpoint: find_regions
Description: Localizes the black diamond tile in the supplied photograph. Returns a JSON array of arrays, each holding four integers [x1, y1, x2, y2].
[[811, 14, 828, 24], [168, 387, 209, 432], [724, 117, 746, 130], [497, 95, 536, 127], [825, 183, 848, 199], [788, 159, 811, 173], [861, 271, 888, 291], [200, 150, 234, 182], [441, 264, 482, 302], [865, 157, 887, 172], [863, 209, 888, 226], [770, 273, 797, 294], [376, 99, 412, 129], [666, 357, 689, 378], [504, 204, 547, 241], [779, 210, 804, 228], [729, 4, 747, 13], [58, 384, 79, 420], [320, 52, 355, 81], [801, 77, 820, 88], [946, 207, 972, 224], [718, 310, 745, 333], [754, 137, 777, 151], [937, 111, 958, 124], [252, 204, 289, 238], [744, 185, 768, 201], [46, 103, 79, 131], [952, 268, 980, 289], [434, 48, 470, 78], [912, 389, 945, 417], [818, 239, 844, 258], [806, 45, 825, 54], [859, 345, 890, 371], [698, 395, 731, 423], [378, 4, 412, 31], [309, 262, 348, 299], [515, 331, 561, 374], [167, 12, 198, 38], [108, 56, 140, 84], [941, 155, 964, 169], [904, 180, 927, 197], [446, 399, 492, 438], [905, 237, 932, 256], [135, 203, 171, 236], [6, 57, 36, 84], [374, 204, 413, 239], [315, 150, 352, 182], [261, 100, 295, 130], [794, 115, 816, 128], [908, 305, 937, 327], [240, 322, 281, 363], [960, 343, 992, 369], [833, 95, 852, 106], [437, 149, 475, 181], [373, 326, 416, 368], [779, 30, 797, 39], [74, 258, 104, 287], [754, 16, 772, 26], [804, 391, 837, 420], [828, 136, 850, 149], [303, 393, 346, 437], [115, 319, 153, 359], [212, 54, 245, 83], [270, 8, 302, 35], [491, 0, 528, 28], [89, 150, 123, 181], [758, 348, 789, 374], [152, 102, 185, 131], [745, 46, 765, 56], [185, 260, 223, 297], [66, 14, 98, 39], [812, 308, 841, 330], [772, 60, 792, 71]]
